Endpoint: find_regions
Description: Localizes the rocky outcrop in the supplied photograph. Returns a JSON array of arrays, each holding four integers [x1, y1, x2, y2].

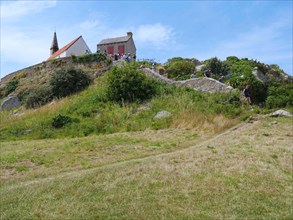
[[143, 68, 173, 84], [0, 96, 21, 110], [270, 109, 292, 117], [143, 68, 233, 93], [195, 64, 205, 72], [252, 68, 268, 83], [154, 111, 172, 119], [173, 78, 233, 93]]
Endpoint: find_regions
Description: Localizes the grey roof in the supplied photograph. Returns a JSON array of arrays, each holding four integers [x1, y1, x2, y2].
[[98, 35, 131, 45]]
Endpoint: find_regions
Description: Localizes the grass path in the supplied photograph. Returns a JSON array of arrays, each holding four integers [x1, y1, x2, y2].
[[1, 116, 292, 219], [0, 118, 256, 192]]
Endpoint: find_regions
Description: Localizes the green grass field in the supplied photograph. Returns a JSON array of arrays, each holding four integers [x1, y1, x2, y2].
[[1, 70, 292, 219], [1, 116, 292, 219]]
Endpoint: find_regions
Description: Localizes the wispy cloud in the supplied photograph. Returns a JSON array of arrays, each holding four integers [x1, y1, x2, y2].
[[1, 0, 57, 19], [135, 23, 175, 48], [78, 20, 101, 30]]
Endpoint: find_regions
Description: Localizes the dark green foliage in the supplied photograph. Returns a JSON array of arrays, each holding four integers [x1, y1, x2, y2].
[[24, 87, 53, 109], [266, 83, 293, 108], [106, 64, 156, 103], [51, 114, 73, 128], [4, 79, 19, 96], [228, 72, 267, 104], [50, 68, 92, 98], [269, 64, 286, 74], [203, 57, 229, 76], [165, 60, 195, 79], [71, 52, 111, 64], [167, 57, 185, 63]]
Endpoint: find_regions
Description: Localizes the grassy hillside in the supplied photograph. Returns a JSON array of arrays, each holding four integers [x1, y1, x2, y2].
[[1, 61, 292, 219], [0, 72, 246, 141], [1, 116, 292, 219]]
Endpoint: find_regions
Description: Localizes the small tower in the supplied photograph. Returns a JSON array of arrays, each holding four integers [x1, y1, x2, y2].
[[50, 32, 59, 55]]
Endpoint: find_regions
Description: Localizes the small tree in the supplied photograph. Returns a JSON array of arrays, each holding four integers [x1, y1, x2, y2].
[[50, 68, 92, 98], [106, 64, 156, 103]]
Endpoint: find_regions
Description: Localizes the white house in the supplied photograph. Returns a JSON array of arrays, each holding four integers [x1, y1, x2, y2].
[[47, 33, 91, 60]]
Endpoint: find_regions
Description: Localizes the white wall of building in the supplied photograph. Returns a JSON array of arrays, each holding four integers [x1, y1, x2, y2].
[[66, 37, 91, 57]]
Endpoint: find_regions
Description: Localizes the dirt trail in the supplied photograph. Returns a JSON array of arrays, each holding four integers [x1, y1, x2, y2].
[[0, 119, 260, 193]]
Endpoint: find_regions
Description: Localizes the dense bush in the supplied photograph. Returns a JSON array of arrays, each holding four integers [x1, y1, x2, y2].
[[203, 57, 229, 76], [72, 52, 111, 64], [106, 64, 156, 103], [4, 79, 19, 96], [165, 60, 195, 79], [24, 87, 53, 109], [228, 72, 267, 104], [50, 68, 92, 98], [266, 83, 293, 108], [51, 114, 73, 128]]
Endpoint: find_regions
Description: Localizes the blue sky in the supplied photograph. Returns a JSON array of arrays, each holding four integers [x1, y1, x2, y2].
[[1, 0, 292, 78]]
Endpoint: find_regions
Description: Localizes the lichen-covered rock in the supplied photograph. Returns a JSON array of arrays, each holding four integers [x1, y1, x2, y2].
[[270, 109, 292, 117], [252, 68, 268, 83], [154, 111, 172, 119], [143, 68, 173, 84], [173, 78, 233, 93], [143, 68, 233, 93], [0, 96, 21, 110]]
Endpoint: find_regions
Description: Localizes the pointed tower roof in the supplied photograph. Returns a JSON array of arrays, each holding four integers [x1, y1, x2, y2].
[[50, 32, 59, 55]]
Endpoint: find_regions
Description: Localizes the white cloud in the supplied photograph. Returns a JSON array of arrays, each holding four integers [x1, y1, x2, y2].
[[135, 23, 175, 48], [1, 0, 57, 19], [78, 20, 101, 30]]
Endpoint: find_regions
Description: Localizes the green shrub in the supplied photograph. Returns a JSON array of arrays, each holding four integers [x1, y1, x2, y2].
[[165, 60, 195, 79], [266, 83, 293, 108], [51, 114, 73, 128], [203, 57, 229, 76], [17, 89, 31, 102], [4, 79, 19, 96], [228, 72, 267, 104], [72, 52, 111, 64], [25, 87, 53, 109], [50, 68, 92, 98], [106, 64, 156, 103]]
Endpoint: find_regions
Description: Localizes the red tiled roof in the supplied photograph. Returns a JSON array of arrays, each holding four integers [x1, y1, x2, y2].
[[47, 36, 81, 60]]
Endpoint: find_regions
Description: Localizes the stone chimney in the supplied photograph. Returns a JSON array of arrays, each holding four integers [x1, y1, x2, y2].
[[127, 32, 133, 37]]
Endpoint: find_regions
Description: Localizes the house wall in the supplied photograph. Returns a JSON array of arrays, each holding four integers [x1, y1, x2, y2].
[[125, 37, 136, 55], [66, 37, 91, 57]]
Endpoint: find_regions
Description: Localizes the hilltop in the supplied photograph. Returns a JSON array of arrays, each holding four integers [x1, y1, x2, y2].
[[0, 53, 292, 219]]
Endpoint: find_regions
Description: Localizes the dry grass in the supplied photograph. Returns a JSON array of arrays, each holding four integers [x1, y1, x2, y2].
[[0, 116, 292, 219], [171, 109, 238, 133]]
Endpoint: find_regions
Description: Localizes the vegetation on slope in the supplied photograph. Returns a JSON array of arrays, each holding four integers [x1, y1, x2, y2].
[[0, 57, 292, 220], [0, 63, 246, 141], [161, 56, 292, 106], [1, 117, 292, 219]]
